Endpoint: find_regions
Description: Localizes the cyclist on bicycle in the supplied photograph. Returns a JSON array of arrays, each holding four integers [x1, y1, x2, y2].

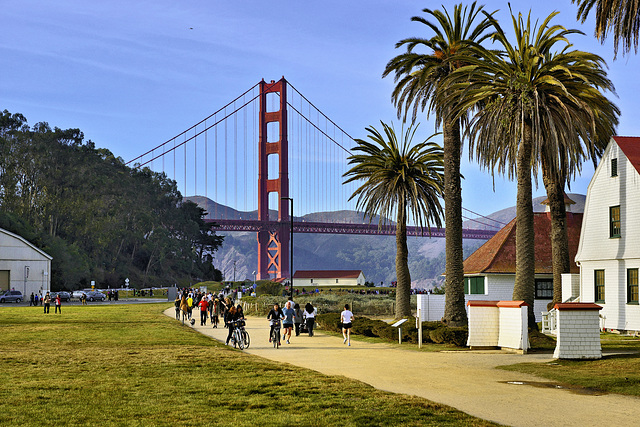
[[267, 303, 284, 345]]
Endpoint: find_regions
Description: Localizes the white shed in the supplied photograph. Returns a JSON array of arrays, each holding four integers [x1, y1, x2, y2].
[[0, 227, 52, 298]]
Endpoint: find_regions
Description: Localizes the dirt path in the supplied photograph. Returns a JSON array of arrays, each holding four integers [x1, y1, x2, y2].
[[165, 309, 639, 426]]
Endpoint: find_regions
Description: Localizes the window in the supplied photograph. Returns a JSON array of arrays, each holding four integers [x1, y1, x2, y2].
[[535, 279, 553, 299], [628, 269, 639, 304], [611, 158, 618, 177], [310, 279, 313, 284], [595, 270, 605, 303], [464, 277, 485, 294], [335, 279, 339, 284], [610, 206, 621, 238]]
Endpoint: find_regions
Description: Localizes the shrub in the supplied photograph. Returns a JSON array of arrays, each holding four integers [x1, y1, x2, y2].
[[429, 327, 468, 347], [256, 281, 283, 296], [316, 313, 342, 333]]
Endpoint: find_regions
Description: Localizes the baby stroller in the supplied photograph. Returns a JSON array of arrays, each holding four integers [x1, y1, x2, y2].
[[299, 318, 309, 335]]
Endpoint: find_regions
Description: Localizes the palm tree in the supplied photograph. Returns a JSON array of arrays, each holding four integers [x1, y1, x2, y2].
[[441, 9, 618, 325], [573, 0, 640, 57], [343, 122, 444, 318], [382, 2, 495, 327]]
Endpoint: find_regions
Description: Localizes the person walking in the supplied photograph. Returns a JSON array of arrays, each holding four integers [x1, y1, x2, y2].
[[29, 292, 35, 306], [186, 294, 193, 320], [225, 306, 238, 346], [341, 304, 354, 346], [54, 294, 62, 314], [81, 293, 87, 305], [43, 292, 51, 314], [174, 296, 181, 320], [199, 297, 209, 326], [282, 301, 295, 344], [294, 303, 303, 337], [304, 302, 317, 337], [180, 295, 189, 325]]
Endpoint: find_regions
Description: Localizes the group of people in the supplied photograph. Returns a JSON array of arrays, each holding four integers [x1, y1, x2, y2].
[[39, 292, 62, 314], [266, 299, 318, 346], [174, 290, 247, 346], [174, 289, 355, 348]]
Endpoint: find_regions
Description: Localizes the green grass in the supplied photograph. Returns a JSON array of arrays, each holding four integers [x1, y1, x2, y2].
[[0, 304, 496, 426], [499, 332, 640, 396]]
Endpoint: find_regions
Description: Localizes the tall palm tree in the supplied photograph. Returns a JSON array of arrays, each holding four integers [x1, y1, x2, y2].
[[573, 0, 640, 57], [343, 122, 444, 318], [441, 9, 618, 325], [382, 2, 495, 326]]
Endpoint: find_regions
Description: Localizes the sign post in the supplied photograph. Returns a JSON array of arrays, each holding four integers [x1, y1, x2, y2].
[[391, 318, 409, 344]]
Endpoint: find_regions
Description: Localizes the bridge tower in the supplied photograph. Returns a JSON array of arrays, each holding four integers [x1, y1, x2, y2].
[[257, 78, 290, 280]]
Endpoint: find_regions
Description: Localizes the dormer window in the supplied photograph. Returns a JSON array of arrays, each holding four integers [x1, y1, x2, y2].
[[611, 158, 618, 177]]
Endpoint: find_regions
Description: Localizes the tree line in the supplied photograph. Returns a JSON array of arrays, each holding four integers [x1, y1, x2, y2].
[[0, 110, 223, 290]]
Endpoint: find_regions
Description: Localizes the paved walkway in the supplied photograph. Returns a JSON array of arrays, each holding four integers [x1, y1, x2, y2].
[[165, 309, 639, 426]]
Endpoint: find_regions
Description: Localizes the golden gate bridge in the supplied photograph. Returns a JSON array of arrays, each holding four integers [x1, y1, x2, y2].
[[127, 77, 501, 280]]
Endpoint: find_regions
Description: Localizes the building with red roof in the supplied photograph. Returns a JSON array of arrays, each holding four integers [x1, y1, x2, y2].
[[462, 200, 583, 322], [292, 270, 365, 287]]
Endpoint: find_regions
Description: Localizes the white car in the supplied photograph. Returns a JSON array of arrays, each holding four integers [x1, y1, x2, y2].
[[72, 290, 87, 299]]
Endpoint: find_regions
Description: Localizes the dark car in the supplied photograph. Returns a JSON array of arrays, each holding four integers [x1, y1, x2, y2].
[[0, 291, 23, 303], [85, 291, 106, 302], [52, 291, 71, 302]]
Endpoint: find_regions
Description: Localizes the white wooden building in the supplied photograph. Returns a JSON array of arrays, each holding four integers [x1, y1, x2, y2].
[[574, 136, 640, 332], [292, 270, 365, 287], [0, 227, 52, 297]]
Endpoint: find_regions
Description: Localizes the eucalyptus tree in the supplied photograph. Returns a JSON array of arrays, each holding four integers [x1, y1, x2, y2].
[[343, 122, 444, 318], [441, 9, 618, 324], [383, 2, 495, 326], [573, 0, 640, 57]]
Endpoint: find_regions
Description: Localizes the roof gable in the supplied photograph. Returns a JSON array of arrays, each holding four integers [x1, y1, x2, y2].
[[613, 136, 640, 175], [463, 213, 582, 275], [0, 227, 52, 260]]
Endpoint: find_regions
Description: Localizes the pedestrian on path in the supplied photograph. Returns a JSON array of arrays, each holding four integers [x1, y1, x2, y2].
[[304, 302, 317, 337], [282, 301, 295, 344], [180, 295, 189, 325], [174, 296, 181, 320], [29, 292, 35, 306], [199, 297, 209, 326], [294, 303, 303, 336], [43, 292, 51, 314], [341, 304, 354, 346]]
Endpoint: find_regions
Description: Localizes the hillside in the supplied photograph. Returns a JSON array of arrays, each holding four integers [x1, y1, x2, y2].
[[187, 194, 585, 289]]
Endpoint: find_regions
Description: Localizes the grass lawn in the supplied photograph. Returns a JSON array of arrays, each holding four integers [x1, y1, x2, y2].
[[498, 332, 640, 396], [0, 304, 495, 426]]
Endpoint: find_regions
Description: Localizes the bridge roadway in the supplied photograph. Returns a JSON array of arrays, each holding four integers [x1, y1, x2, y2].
[[205, 219, 498, 240]]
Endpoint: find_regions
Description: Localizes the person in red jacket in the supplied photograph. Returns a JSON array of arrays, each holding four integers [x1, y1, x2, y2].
[[198, 297, 209, 326], [54, 294, 62, 314]]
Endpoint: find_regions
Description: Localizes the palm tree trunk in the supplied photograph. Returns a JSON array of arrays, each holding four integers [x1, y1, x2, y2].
[[513, 121, 536, 329], [395, 199, 412, 318], [442, 118, 467, 327], [541, 157, 570, 308]]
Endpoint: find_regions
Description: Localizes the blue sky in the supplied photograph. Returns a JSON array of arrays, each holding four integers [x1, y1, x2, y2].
[[2, 0, 639, 219]]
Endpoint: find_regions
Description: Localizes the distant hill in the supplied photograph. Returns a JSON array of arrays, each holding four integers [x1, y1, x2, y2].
[[186, 194, 585, 290]]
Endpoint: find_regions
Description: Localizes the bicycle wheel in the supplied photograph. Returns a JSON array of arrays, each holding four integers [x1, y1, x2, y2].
[[235, 329, 244, 350], [276, 329, 280, 349], [242, 330, 250, 348], [272, 329, 277, 348]]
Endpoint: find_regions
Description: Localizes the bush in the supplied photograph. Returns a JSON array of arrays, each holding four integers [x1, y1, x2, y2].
[[256, 281, 284, 296], [429, 327, 468, 347]]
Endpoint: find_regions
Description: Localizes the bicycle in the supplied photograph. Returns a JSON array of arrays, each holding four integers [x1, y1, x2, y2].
[[270, 319, 281, 349], [228, 321, 245, 350], [235, 319, 250, 348]]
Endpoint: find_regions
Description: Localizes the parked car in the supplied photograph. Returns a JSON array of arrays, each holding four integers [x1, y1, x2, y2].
[[72, 290, 86, 299], [85, 291, 106, 302], [0, 291, 23, 303], [54, 291, 71, 302]]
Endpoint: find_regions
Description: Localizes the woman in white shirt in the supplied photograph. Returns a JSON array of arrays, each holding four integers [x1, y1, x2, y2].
[[304, 303, 317, 337], [340, 304, 354, 346]]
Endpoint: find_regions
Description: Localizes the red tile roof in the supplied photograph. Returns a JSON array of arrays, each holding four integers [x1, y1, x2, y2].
[[613, 136, 640, 175], [463, 213, 583, 275], [293, 270, 362, 279]]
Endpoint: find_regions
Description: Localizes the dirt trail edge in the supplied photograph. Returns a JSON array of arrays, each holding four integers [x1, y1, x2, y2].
[[165, 309, 639, 427]]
